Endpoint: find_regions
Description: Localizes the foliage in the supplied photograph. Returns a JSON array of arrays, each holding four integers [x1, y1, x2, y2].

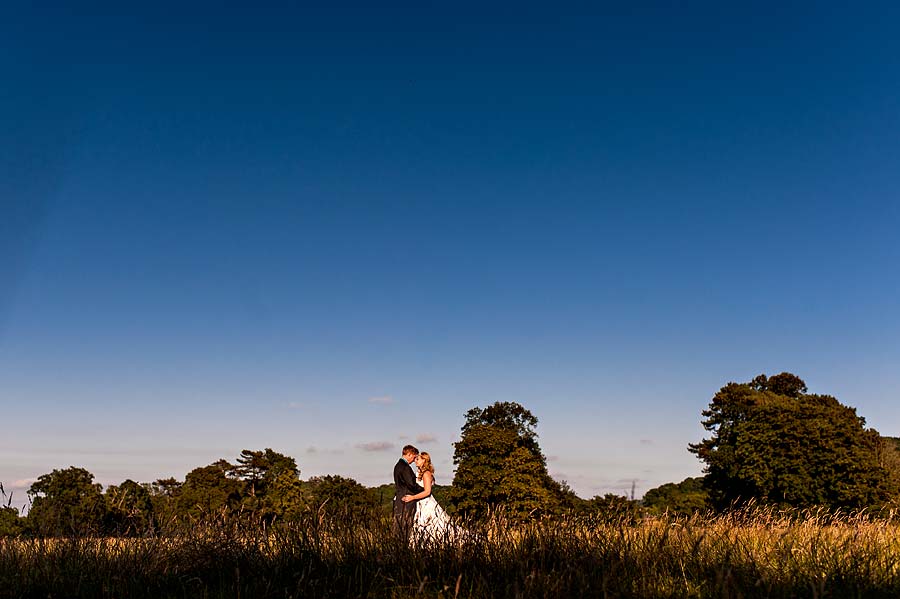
[[0, 506, 22, 537], [450, 401, 561, 519], [877, 436, 900, 500], [554, 479, 584, 512], [231, 448, 299, 494], [370, 482, 397, 509], [104, 479, 154, 534], [230, 449, 305, 521], [642, 476, 710, 514], [0, 483, 23, 537], [304, 475, 378, 515], [144, 477, 182, 524], [26, 467, 105, 536], [371, 481, 451, 511], [580, 493, 642, 522], [176, 460, 242, 518], [690, 373, 894, 510]]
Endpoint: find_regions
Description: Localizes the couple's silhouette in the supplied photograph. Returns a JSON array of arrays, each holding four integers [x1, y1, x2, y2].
[[392, 444, 454, 542]]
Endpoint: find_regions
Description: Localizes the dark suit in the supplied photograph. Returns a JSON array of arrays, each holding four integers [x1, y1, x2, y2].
[[393, 458, 424, 537]]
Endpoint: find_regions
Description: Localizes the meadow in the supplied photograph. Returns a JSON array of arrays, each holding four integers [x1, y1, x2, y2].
[[3, 506, 900, 598]]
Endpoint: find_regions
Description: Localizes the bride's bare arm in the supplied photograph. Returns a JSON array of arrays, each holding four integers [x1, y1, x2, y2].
[[402, 472, 432, 502]]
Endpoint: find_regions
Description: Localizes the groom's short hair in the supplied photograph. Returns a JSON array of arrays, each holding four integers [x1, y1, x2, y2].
[[402, 445, 419, 456]]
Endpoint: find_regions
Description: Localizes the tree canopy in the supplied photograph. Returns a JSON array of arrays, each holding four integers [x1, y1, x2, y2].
[[104, 479, 154, 534], [27, 467, 105, 535], [230, 449, 304, 522], [689, 373, 895, 510], [305, 475, 379, 516], [450, 401, 562, 519]]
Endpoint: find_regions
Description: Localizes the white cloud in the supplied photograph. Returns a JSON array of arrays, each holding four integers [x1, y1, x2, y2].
[[356, 441, 395, 452], [368, 396, 394, 405], [415, 433, 437, 443], [306, 446, 344, 456]]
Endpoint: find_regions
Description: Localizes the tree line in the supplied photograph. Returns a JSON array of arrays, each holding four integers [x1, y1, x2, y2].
[[3, 372, 898, 536]]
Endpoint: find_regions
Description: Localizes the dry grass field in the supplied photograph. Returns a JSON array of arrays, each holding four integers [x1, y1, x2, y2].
[[3, 506, 900, 598]]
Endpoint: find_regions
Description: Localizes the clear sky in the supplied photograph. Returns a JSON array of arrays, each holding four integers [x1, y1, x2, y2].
[[3, 2, 899, 511]]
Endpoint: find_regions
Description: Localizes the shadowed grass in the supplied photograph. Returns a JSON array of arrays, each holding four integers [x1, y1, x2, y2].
[[2, 506, 900, 598]]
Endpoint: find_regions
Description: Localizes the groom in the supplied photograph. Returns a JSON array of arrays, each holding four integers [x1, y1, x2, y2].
[[393, 444, 424, 538]]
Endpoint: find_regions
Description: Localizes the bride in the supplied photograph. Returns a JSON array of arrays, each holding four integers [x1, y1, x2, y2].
[[401, 452, 455, 542]]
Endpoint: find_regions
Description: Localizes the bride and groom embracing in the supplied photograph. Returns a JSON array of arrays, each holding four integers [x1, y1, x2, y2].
[[393, 444, 454, 542]]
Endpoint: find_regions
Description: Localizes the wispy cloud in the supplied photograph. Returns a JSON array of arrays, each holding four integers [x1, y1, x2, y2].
[[356, 441, 395, 452], [368, 396, 394, 405], [639, 439, 654, 446], [11, 479, 36, 488], [306, 446, 344, 455], [415, 433, 437, 443]]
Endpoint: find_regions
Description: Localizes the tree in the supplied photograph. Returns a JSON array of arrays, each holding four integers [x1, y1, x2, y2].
[[449, 401, 561, 519], [26, 467, 105, 535], [230, 449, 304, 521], [642, 477, 709, 514], [554, 479, 586, 512], [305, 475, 378, 516], [104, 479, 154, 534], [0, 483, 23, 537], [876, 436, 900, 501], [262, 469, 307, 521], [750, 372, 807, 397], [581, 493, 641, 522], [231, 448, 299, 495], [689, 373, 893, 510], [177, 460, 242, 518], [0, 506, 22, 537], [146, 477, 182, 524]]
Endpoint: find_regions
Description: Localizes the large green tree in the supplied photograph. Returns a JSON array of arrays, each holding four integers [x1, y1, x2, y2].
[[689, 373, 894, 510], [26, 467, 105, 535], [449, 401, 561, 519], [230, 449, 305, 521], [177, 460, 242, 518]]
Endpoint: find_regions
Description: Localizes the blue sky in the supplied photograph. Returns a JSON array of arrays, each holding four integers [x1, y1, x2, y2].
[[2, 2, 899, 510]]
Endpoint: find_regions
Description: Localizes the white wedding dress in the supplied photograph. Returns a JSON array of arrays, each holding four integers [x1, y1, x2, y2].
[[413, 474, 455, 542]]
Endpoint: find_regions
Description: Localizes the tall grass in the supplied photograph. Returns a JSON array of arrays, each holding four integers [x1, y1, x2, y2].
[[3, 506, 900, 598]]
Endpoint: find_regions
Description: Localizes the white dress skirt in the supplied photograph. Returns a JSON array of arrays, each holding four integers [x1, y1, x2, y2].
[[412, 475, 455, 542]]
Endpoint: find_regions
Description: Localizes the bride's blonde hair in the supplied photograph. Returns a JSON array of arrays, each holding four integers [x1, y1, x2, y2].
[[417, 452, 435, 481]]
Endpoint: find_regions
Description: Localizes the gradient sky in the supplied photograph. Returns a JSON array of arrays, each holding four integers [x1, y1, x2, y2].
[[3, 2, 899, 511]]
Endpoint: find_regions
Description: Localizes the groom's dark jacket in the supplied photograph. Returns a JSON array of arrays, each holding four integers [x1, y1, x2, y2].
[[393, 458, 424, 507]]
